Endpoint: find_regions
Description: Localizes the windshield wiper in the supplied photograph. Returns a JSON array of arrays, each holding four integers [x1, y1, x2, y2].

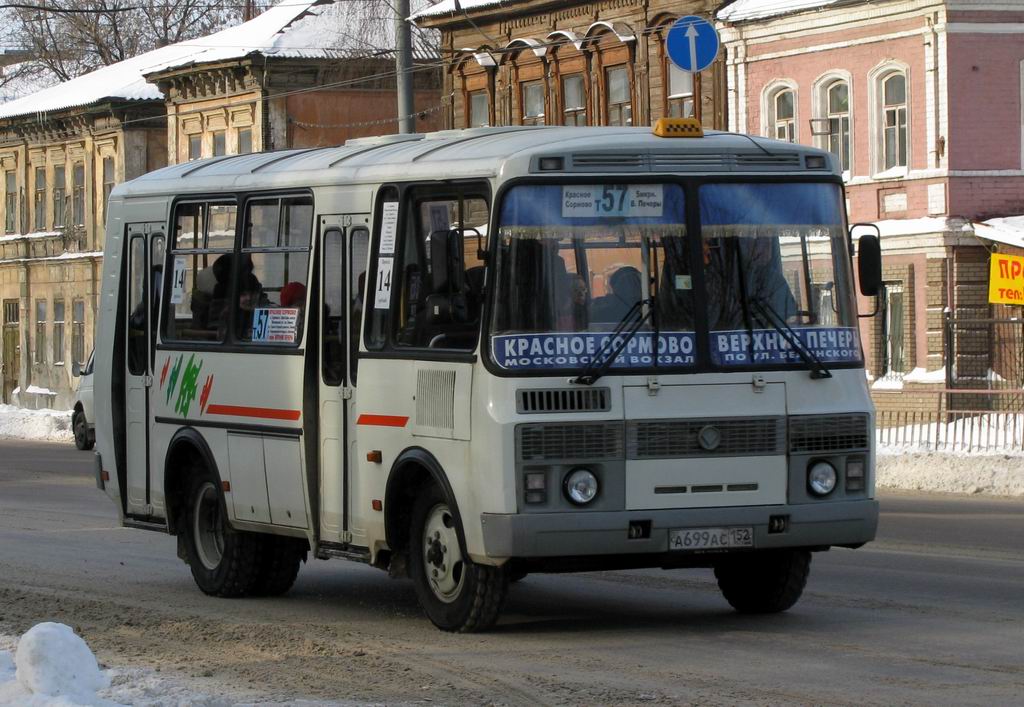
[[573, 298, 654, 386], [751, 297, 832, 380]]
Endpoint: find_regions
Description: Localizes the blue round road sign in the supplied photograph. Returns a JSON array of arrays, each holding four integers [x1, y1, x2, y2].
[[666, 15, 720, 73]]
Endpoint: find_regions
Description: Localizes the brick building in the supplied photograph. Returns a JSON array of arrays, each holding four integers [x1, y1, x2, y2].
[[0, 0, 442, 409], [412, 0, 728, 131], [718, 0, 1024, 413]]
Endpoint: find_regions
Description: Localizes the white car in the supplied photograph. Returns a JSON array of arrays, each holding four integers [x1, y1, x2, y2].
[[73, 352, 95, 451]]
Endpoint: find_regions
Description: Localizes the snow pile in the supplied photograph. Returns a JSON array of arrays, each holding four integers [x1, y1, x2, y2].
[[0, 623, 113, 706], [876, 453, 1024, 497], [0, 404, 73, 442]]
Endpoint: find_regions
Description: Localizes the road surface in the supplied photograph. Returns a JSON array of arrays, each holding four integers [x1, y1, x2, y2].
[[1, 440, 1021, 705]]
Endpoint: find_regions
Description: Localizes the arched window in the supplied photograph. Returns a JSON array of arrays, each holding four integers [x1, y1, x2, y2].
[[882, 73, 907, 170], [826, 80, 851, 171], [774, 89, 796, 142]]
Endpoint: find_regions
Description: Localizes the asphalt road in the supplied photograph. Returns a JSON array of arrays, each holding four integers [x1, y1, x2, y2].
[[1, 439, 1022, 705]]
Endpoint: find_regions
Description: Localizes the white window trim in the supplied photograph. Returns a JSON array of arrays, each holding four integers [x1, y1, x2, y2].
[[760, 79, 799, 143], [868, 60, 911, 178], [812, 70, 854, 180]]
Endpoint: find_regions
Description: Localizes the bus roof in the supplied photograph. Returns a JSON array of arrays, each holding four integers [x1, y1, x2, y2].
[[114, 126, 839, 199]]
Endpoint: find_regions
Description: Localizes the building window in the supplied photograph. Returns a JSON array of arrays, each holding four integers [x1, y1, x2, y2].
[[468, 90, 489, 128], [53, 166, 65, 228], [53, 299, 65, 364], [213, 131, 226, 157], [35, 299, 46, 364], [774, 89, 796, 142], [667, 64, 695, 119], [102, 157, 114, 205], [562, 74, 586, 125], [825, 81, 851, 172], [237, 128, 252, 154], [882, 73, 908, 170], [72, 164, 85, 226], [72, 299, 86, 367], [882, 282, 905, 377], [188, 134, 202, 161], [521, 80, 545, 126], [34, 167, 45, 231], [5, 172, 16, 233], [605, 66, 631, 126]]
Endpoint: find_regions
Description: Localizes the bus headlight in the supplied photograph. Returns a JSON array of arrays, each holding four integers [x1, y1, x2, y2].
[[808, 462, 837, 496], [564, 469, 599, 505]]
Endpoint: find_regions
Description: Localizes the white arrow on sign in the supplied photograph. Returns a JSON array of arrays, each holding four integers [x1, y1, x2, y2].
[[685, 23, 699, 73]]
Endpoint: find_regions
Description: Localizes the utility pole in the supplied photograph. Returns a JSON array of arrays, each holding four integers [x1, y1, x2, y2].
[[395, 0, 414, 134]]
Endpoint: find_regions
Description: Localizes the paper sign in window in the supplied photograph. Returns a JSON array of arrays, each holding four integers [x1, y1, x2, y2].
[[374, 257, 394, 309], [170, 256, 187, 305], [379, 202, 399, 255], [251, 307, 299, 343]]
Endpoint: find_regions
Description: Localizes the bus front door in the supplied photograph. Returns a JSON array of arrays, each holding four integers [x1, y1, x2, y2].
[[124, 223, 165, 517], [318, 215, 370, 545]]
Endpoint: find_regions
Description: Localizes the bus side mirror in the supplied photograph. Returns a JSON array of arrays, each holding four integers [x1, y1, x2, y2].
[[72, 360, 81, 377], [857, 234, 882, 297]]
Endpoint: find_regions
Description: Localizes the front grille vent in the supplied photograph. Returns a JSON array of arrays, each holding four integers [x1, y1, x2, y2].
[[517, 422, 623, 461], [627, 417, 785, 458], [517, 387, 611, 414], [789, 414, 870, 453], [650, 153, 733, 171], [571, 153, 645, 170], [735, 153, 802, 169]]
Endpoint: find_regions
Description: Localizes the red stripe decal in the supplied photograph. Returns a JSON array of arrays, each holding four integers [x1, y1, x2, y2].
[[206, 404, 301, 421], [357, 414, 409, 427]]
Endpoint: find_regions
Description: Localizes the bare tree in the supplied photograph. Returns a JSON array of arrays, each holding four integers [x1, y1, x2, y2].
[[12, 0, 262, 82]]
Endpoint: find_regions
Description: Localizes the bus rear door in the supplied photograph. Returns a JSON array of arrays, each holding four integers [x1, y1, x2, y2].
[[124, 223, 164, 517], [318, 214, 370, 545]]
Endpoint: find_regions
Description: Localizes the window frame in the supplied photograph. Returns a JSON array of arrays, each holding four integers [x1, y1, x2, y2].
[[560, 73, 588, 126], [34, 166, 46, 231], [52, 165, 66, 228], [158, 191, 314, 354], [520, 79, 546, 126], [362, 181, 491, 361], [34, 299, 46, 365], [53, 298, 65, 364], [761, 80, 798, 144], [468, 89, 490, 128], [71, 298, 86, 368], [666, 61, 698, 120], [4, 171, 16, 234], [882, 73, 908, 172], [72, 163, 85, 227], [869, 62, 911, 177], [603, 65, 633, 127]]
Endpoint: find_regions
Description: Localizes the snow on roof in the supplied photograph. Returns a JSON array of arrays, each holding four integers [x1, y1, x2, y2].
[[0, 0, 437, 121], [973, 215, 1024, 250], [411, 0, 508, 21], [717, 0, 847, 22]]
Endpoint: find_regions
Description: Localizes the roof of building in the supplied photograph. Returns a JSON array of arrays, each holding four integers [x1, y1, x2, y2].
[[112, 126, 837, 199], [0, 0, 437, 121], [717, 0, 850, 22], [974, 215, 1024, 250], [411, 0, 507, 21]]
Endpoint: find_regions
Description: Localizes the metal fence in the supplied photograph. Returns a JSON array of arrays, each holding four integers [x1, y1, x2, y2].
[[876, 390, 1024, 453]]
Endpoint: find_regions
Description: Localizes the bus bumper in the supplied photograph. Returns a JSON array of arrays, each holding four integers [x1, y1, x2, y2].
[[480, 499, 878, 559]]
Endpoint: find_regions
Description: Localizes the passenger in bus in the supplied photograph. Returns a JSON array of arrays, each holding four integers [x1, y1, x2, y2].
[[280, 281, 306, 308], [591, 266, 643, 323]]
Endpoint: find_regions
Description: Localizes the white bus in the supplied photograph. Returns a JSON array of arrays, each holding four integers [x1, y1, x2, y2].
[[94, 121, 883, 632]]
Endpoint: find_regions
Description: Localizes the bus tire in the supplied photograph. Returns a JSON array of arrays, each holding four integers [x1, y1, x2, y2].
[[73, 411, 94, 451], [183, 471, 260, 597], [409, 484, 508, 633], [714, 549, 811, 614], [251, 535, 306, 596]]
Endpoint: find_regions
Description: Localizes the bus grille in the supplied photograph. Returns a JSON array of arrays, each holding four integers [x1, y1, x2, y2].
[[626, 417, 785, 458], [517, 422, 624, 461], [517, 387, 611, 414], [789, 414, 870, 453]]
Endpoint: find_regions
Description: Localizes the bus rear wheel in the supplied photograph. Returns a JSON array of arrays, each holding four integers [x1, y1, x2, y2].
[[183, 472, 261, 597], [714, 549, 811, 614], [251, 535, 306, 596], [409, 484, 508, 632]]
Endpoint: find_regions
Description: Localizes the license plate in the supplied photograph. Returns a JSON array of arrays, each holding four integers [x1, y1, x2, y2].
[[669, 526, 754, 551]]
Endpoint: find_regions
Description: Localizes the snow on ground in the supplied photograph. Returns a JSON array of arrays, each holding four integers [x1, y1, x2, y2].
[[876, 453, 1024, 497], [0, 624, 344, 707], [0, 404, 73, 443]]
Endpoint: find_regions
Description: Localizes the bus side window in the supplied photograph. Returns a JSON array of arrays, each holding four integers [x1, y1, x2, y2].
[[322, 227, 344, 386], [391, 191, 489, 350], [349, 226, 369, 383]]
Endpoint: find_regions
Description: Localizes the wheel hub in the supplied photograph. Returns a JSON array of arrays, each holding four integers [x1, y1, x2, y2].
[[193, 481, 225, 571], [422, 504, 464, 603]]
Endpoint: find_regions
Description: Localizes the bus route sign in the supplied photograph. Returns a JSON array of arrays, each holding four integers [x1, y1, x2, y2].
[[989, 252, 1024, 304]]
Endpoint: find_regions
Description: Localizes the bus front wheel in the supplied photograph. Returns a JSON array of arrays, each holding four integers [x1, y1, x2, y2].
[[409, 484, 508, 632], [183, 472, 261, 597], [713, 549, 811, 614]]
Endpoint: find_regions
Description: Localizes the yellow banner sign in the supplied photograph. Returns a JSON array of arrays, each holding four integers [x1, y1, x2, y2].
[[989, 253, 1024, 304]]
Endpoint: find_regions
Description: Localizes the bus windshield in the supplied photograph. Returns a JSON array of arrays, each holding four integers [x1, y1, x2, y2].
[[489, 181, 861, 373]]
